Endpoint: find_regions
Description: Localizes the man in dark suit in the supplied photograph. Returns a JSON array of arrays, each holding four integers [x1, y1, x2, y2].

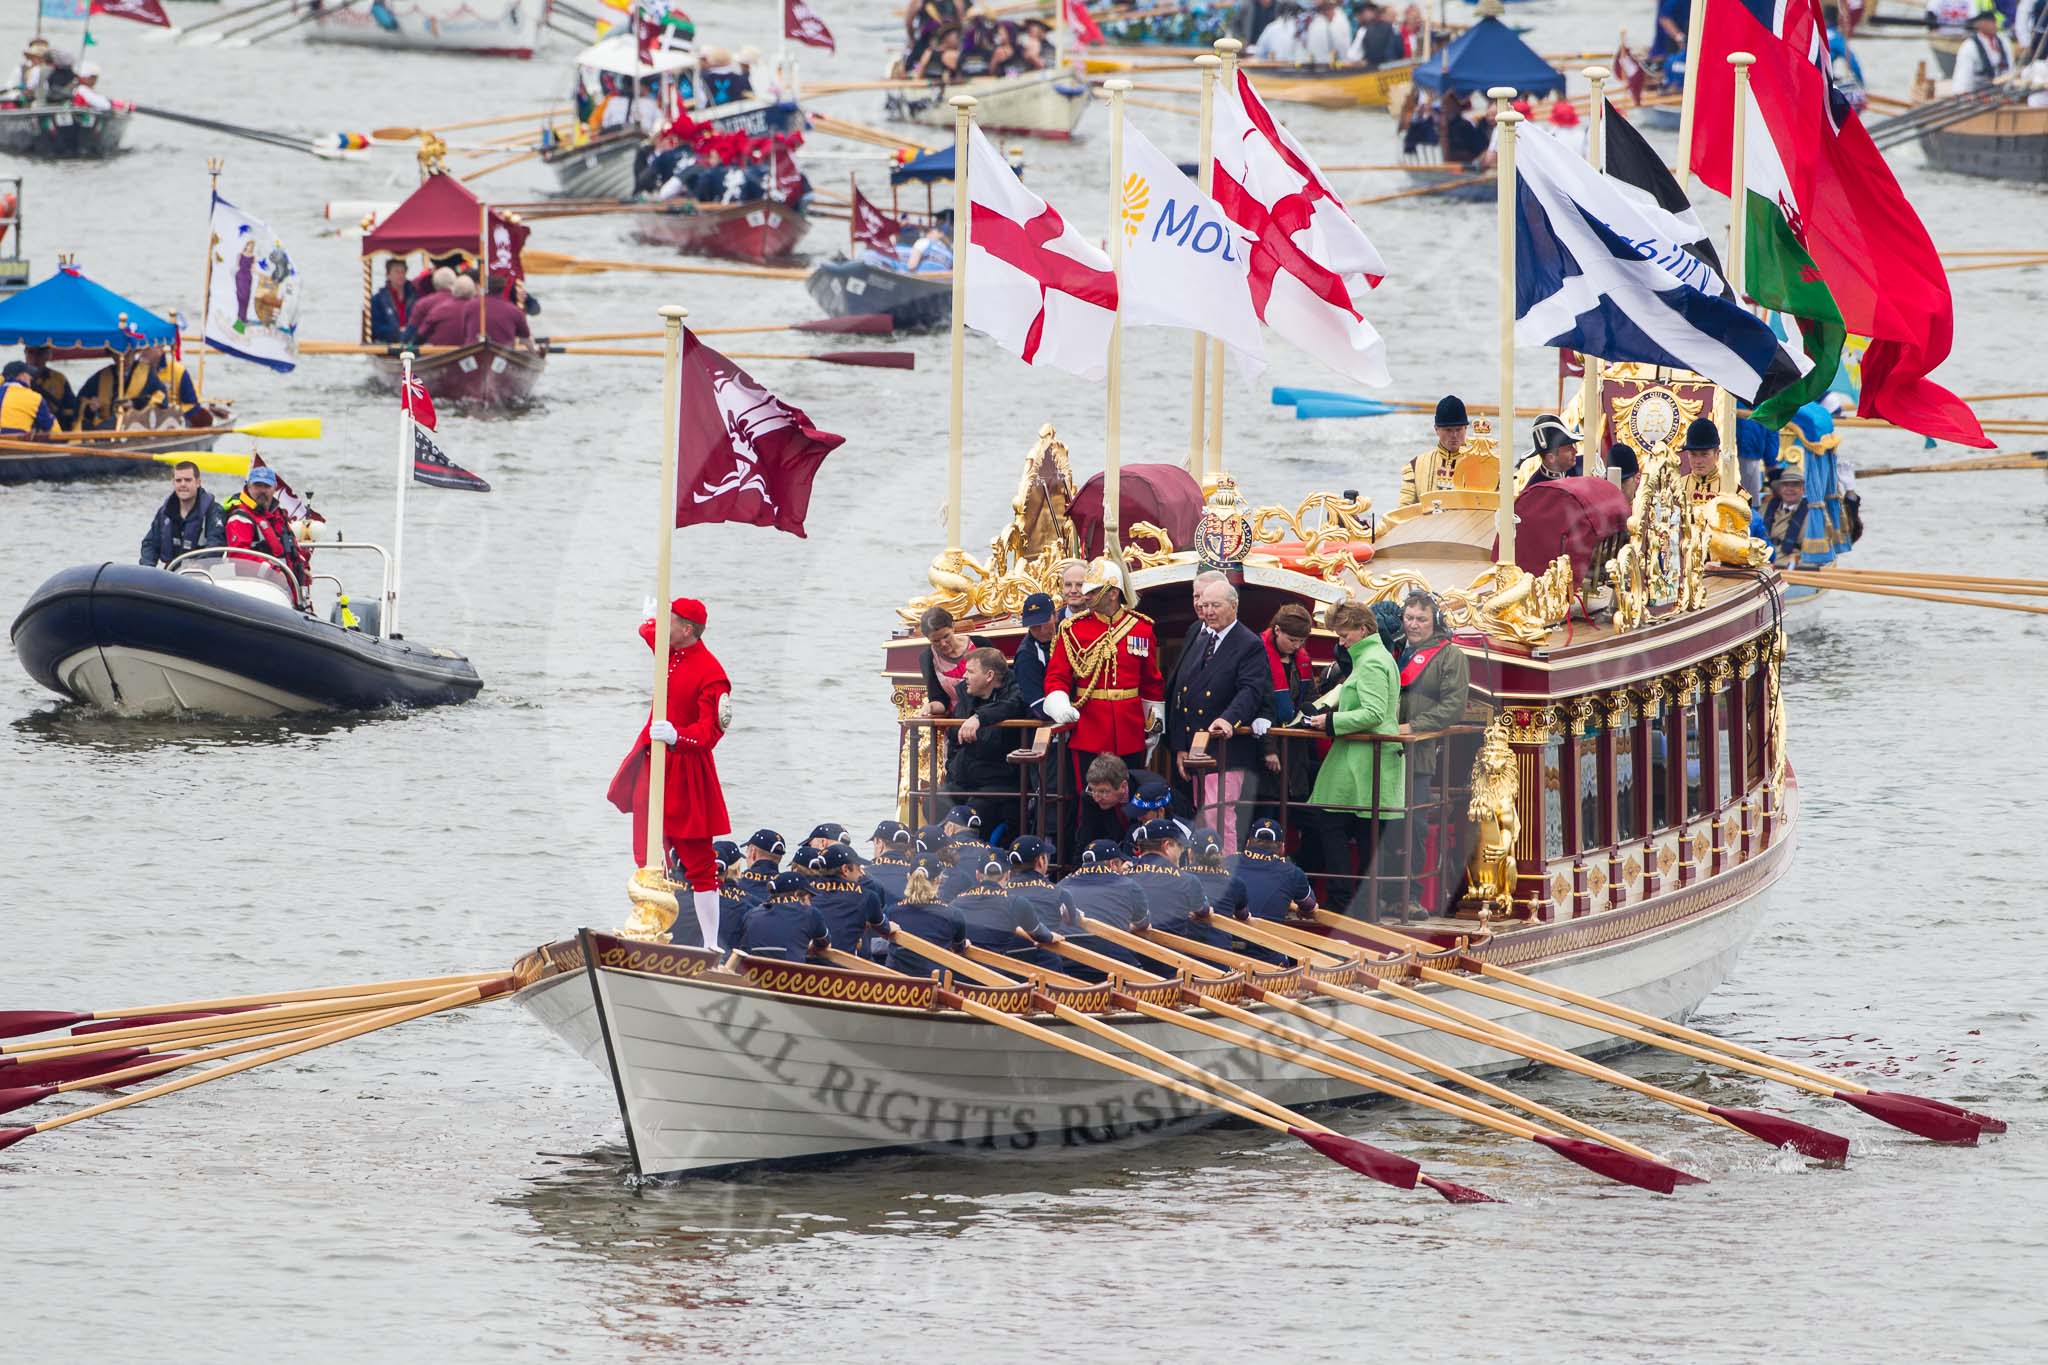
[[1011, 591, 1057, 719], [1165, 573, 1273, 852]]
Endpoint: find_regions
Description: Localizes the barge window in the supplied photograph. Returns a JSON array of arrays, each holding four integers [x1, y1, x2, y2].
[[1542, 740, 1565, 860], [1650, 710, 1670, 830], [1578, 732, 1602, 852], [1716, 685, 1735, 810], [1614, 722, 1639, 843], [1683, 700, 1706, 821], [1745, 674, 1767, 791]]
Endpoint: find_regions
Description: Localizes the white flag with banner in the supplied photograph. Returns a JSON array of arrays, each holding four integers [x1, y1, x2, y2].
[[202, 194, 303, 373], [1117, 116, 1265, 367]]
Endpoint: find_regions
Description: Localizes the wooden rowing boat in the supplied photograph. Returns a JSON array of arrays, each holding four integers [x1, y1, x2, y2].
[[0, 105, 130, 160], [886, 71, 1093, 140], [1921, 102, 2048, 184], [366, 341, 544, 409], [631, 199, 811, 266], [541, 98, 808, 201], [0, 407, 232, 485], [304, 0, 543, 58]]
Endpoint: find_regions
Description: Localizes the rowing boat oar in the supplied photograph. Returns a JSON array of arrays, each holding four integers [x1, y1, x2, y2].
[[0, 970, 501, 1041], [0, 436, 251, 478], [176, 0, 293, 41], [1784, 573, 2048, 617], [881, 930, 1486, 1200], [540, 315, 895, 343], [0, 984, 498, 1058], [1314, 913, 2001, 1142], [1239, 919, 1853, 1162], [543, 344, 916, 369], [0, 977, 518, 1154], [1857, 451, 2047, 477], [34, 416, 323, 443], [0, 1018, 345, 1117], [521, 249, 812, 282], [129, 104, 333, 157]]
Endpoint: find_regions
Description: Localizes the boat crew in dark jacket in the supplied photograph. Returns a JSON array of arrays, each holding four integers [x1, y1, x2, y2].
[[1126, 819, 1236, 950], [803, 843, 888, 955], [0, 361, 56, 434], [368, 259, 417, 343], [1166, 575, 1274, 849], [1233, 817, 1317, 922], [1011, 592, 1059, 718], [22, 347, 80, 431], [735, 827, 786, 905], [952, 852, 1062, 969], [865, 820, 917, 905], [1054, 840, 1149, 977], [937, 805, 994, 900], [883, 861, 970, 977], [736, 871, 831, 961], [1003, 835, 1075, 933], [947, 646, 1030, 837], [139, 461, 227, 568]]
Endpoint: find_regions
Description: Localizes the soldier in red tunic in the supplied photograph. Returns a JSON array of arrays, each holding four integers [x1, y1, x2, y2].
[[1040, 559, 1164, 848], [607, 597, 733, 950]]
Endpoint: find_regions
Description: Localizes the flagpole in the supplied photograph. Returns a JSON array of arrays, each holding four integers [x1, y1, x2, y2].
[[393, 351, 414, 640], [1188, 53, 1220, 480], [476, 200, 489, 345], [1205, 37, 1242, 482], [193, 158, 222, 403], [1494, 103, 1523, 571], [1674, 0, 1708, 193], [1578, 68, 1607, 471], [1720, 51, 1755, 494], [644, 303, 689, 874], [944, 94, 976, 558], [1105, 79, 1131, 554]]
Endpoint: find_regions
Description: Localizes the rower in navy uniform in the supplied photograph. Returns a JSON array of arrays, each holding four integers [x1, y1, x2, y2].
[[803, 821, 851, 855], [1002, 836, 1075, 940], [1053, 839, 1149, 979], [952, 852, 1062, 971], [1233, 817, 1316, 924], [1125, 819, 1236, 951], [937, 804, 993, 899], [1185, 826, 1271, 962], [865, 820, 917, 906], [804, 843, 888, 956], [735, 827, 785, 906], [735, 871, 831, 963], [882, 860, 970, 978], [669, 840, 747, 949]]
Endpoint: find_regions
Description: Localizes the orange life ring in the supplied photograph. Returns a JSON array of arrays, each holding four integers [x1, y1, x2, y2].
[[1263, 539, 1374, 574]]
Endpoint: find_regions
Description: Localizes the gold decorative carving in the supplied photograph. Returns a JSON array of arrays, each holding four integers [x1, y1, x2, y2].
[[1550, 873, 1572, 904], [899, 424, 1088, 624], [1624, 854, 1643, 883], [1500, 706, 1560, 745], [1602, 689, 1636, 727], [417, 133, 449, 177], [1608, 373, 1705, 463], [1677, 666, 1704, 706], [1587, 865, 1608, 896], [1709, 653, 1736, 693], [1241, 490, 1376, 582], [618, 866, 680, 943], [1658, 845, 1678, 875], [1465, 718, 1521, 922], [1567, 696, 1598, 737], [1462, 555, 1576, 647], [1124, 520, 1179, 571], [1689, 832, 1709, 864]]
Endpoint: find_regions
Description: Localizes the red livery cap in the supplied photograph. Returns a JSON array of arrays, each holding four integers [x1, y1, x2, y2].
[[670, 597, 708, 625]]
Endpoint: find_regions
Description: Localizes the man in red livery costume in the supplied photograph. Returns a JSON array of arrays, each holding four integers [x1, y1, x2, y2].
[[1040, 558, 1164, 847], [608, 596, 733, 950]]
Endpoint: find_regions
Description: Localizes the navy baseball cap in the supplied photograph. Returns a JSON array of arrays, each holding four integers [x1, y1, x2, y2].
[[1133, 819, 1182, 843], [1126, 781, 1172, 814], [979, 854, 1006, 876], [943, 805, 982, 829], [871, 819, 910, 843], [1021, 592, 1056, 626], [807, 822, 848, 843], [1249, 817, 1284, 843], [770, 870, 810, 896], [796, 847, 832, 872], [916, 824, 951, 852], [821, 843, 864, 869], [1190, 826, 1223, 855], [1009, 835, 1052, 864], [713, 839, 740, 864], [1081, 839, 1123, 864], [913, 854, 951, 878], [746, 828, 785, 855]]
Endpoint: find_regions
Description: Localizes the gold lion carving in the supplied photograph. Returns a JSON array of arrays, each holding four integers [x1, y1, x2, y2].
[[1467, 719, 1521, 923]]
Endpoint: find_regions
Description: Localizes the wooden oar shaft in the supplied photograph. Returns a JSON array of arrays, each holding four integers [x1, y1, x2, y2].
[[1224, 916, 1350, 966], [1800, 571, 2048, 598], [47, 1020, 342, 1096], [1042, 936, 1168, 983], [7, 998, 439, 1063], [521, 250, 812, 281], [95, 970, 501, 1022], [1785, 574, 2048, 616], [459, 146, 545, 184], [1819, 567, 2048, 593], [1347, 173, 1492, 207], [978, 943, 1092, 988], [1857, 451, 2046, 477], [1038, 996, 1315, 1132], [1076, 917, 1229, 978], [883, 929, 1019, 988], [2, 984, 485, 1056]]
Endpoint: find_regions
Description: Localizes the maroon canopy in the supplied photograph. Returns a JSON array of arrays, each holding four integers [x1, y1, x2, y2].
[[361, 174, 528, 277], [1498, 476, 1633, 584], [1070, 464, 1204, 559]]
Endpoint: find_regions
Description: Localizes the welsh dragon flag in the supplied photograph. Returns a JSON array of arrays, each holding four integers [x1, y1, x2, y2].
[[1686, 0, 1986, 446]]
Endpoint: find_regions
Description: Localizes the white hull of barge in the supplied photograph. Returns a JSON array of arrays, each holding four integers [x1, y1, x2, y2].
[[520, 831, 1789, 1178], [885, 72, 1091, 140]]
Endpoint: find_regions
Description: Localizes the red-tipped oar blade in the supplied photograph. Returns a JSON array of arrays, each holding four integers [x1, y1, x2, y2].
[[1869, 1090, 2007, 1135], [0, 1084, 56, 1116], [793, 313, 894, 334], [1288, 1125, 1421, 1190], [0, 1010, 89, 1039], [1532, 1134, 1703, 1193], [4, 1047, 152, 1088], [1707, 1105, 1852, 1163], [1836, 1089, 1980, 1144], [1419, 1174, 1502, 1204], [73, 1009, 233, 1036], [812, 349, 916, 369], [0, 1126, 33, 1153]]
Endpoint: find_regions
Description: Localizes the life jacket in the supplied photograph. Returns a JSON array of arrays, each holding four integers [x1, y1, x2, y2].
[[0, 380, 49, 433], [82, 362, 160, 424], [1398, 639, 1450, 688], [222, 492, 307, 585], [153, 358, 196, 407]]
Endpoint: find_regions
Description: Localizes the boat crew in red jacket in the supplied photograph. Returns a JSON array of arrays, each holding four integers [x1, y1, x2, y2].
[[608, 596, 733, 950], [1040, 558, 1164, 844], [222, 465, 311, 597]]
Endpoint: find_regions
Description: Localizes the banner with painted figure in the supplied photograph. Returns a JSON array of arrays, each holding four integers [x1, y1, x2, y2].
[[204, 195, 302, 373]]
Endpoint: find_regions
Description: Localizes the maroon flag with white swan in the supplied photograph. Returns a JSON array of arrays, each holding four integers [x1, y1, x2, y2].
[[784, 0, 836, 53], [850, 187, 901, 255], [674, 332, 843, 537], [90, 0, 171, 26]]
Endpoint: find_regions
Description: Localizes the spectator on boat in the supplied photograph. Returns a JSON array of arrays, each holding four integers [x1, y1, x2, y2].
[[1251, 602, 1317, 826], [403, 266, 461, 345], [906, 218, 954, 272], [20, 346, 78, 431], [953, 850, 1063, 968], [1680, 416, 1723, 501], [222, 465, 311, 593], [1073, 752, 1172, 852], [1166, 574, 1274, 849], [736, 828, 786, 905], [1231, 0, 1288, 46], [1054, 839, 1150, 976], [0, 360, 56, 435], [1012, 592, 1058, 718], [8, 37, 51, 105], [415, 275, 481, 347], [1232, 816, 1317, 922], [1014, 19, 1051, 70], [70, 60, 122, 115], [734, 871, 830, 962], [1650, 0, 1692, 64], [699, 46, 750, 106], [804, 843, 888, 955], [139, 460, 227, 569], [947, 646, 1029, 836], [919, 605, 991, 718], [1252, 9, 1305, 61], [1514, 413, 1583, 492], [1390, 589, 1469, 919], [1750, 459, 1811, 569], [1953, 9, 2014, 91], [1349, 4, 1405, 67], [882, 861, 971, 977], [912, 28, 967, 82], [1607, 442, 1642, 502], [1302, 0, 1353, 65], [369, 258, 416, 344], [1397, 394, 1498, 505], [866, 821, 917, 905], [1445, 95, 1493, 165], [1298, 599, 1403, 921], [1056, 557, 1090, 619], [1126, 819, 1236, 949]]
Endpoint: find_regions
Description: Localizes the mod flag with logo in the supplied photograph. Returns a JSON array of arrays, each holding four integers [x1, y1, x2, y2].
[[675, 331, 844, 537], [963, 124, 1119, 382], [1117, 116, 1264, 365]]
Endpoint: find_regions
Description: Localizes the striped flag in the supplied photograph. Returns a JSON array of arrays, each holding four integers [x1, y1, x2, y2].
[[413, 426, 491, 492]]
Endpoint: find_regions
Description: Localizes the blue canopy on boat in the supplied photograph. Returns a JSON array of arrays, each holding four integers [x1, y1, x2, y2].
[[1412, 16, 1565, 99], [890, 145, 954, 185], [0, 264, 177, 353]]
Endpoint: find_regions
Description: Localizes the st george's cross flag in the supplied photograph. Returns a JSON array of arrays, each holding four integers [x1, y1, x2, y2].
[[1117, 115, 1265, 365], [1063, 0, 1104, 45], [1514, 121, 1803, 406], [1209, 69, 1390, 386], [674, 331, 843, 537], [1686, 0, 1985, 446], [89, 0, 171, 26], [784, 0, 836, 53], [963, 124, 1119, 381]]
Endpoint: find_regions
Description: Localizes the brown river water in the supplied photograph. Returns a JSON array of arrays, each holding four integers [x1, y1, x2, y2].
[[3, 1, 2044, 1360]]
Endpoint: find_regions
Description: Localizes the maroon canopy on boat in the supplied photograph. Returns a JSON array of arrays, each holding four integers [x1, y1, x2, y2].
[[1497, 476, 1633, 584], [361, 173, 528, 276], [1071, 464, 1204, 560]]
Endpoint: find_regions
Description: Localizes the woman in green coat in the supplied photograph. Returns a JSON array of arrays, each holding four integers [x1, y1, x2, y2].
[[1303, 600, 1404, 920]]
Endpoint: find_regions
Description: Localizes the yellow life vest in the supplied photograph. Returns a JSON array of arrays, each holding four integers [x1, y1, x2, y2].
[[0, 381, 48, 433]]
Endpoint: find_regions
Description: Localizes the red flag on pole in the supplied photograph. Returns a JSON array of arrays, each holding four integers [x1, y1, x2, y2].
[[1612, 40, 1646, 106], [485, 210, 529, 281], [784, 0, 837, 53], [400, 373, 437, 432], [674, 332, 843, 537], [1063, 0, 1103, 44], [90, 0, 171, 27], [850, 187, 901, 255], [632, 0, 669, 64]]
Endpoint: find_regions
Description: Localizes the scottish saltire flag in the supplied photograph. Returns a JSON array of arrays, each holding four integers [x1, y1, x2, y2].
[[1514, 124, 1801, 406], [203, 195, 302, 373]]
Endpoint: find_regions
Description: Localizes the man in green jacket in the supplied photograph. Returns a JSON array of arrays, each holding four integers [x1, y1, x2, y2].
[[1302, 600, 1405, 922]]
